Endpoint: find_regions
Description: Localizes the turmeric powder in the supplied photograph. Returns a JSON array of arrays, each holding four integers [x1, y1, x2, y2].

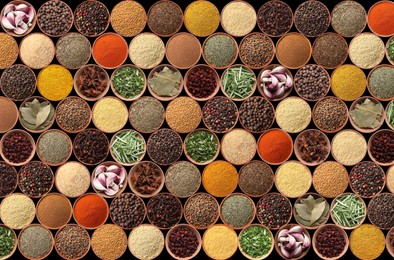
[[331, 65, 366, 101], [203, 225, 238, 259], [37, 64, 73, 101], [202, 161, 238, 197], [184, 1, 220, 37], [350, 224, 385, 260]]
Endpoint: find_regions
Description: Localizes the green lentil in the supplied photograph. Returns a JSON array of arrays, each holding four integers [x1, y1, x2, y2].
[[185, 130, 218, 163], [240, 226, 272, 259], [111, 130, 145, 165], [112, 67, 145, 99], [204, 34, 237, 68]]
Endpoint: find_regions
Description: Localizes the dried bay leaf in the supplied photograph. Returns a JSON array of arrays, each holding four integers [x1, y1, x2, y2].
[[294, 203, 311, 221], [350, 98, 383, 129], [309, 200, 326, 226], [35, 104, 51, 128], [148, 66, 181, 97], [295, 195, 329, 227], [20, 106, 36, 125]]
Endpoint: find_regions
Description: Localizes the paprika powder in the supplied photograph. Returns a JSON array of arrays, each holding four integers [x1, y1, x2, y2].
[[92, 33, 128, 69], [258, 129, 293, 164], [74, 193, 108, 229], [368, 1, 394, 36]]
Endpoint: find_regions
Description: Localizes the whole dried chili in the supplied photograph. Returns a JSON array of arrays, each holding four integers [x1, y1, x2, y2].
[[76, 65, 108, 99], [130, 162, 163, 195]]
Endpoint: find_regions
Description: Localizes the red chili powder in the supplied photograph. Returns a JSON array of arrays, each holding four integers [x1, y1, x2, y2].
[[74, 194, 108, 228], [368, 1, 394, 36], [258, 129, 293, 164], [93, 33, 128, 68]]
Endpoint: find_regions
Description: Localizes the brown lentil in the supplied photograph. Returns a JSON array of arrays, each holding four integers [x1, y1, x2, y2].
[[313, 33, 348, 68], [239, 33, 274, 68], [239, 161, 274, 196], [184, 193, 219, 229], [91, 224, 127, 260], [56, 97, 91, 132]]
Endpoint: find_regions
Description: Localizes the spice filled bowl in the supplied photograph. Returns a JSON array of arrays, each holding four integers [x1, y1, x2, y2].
[[368, 129, 394, 166], [56, 33, 92, 70], [0, 161, 18, 198], [221, 64, 257, 101], [367, 193, 394, 230], [312, 96, 349, 134], [184, 129, 220, 166], [221, 128, 257, 166], [36, 193, 73, 230], [294, 129, 330, 166], [146, 0, 183, 37], [56, 96, 92, 134], [19, 96, 55, 134], [330, 193, 367, 230], [385, 100, 394, 130], [92, 33, 128, 70], [312, 224, 349, 260], [109, 193, 147, 230], [293, 64, 331, 101], [18, 161, 54, 199], [238, 161, 275, 198], [367, 64, 394, 101], [146, 192, 183, 230], [129, 96, 166, 134], [276, 33, 312, 70], [91, 97, 129, 134], [36, 129, 73, 166], [184, 192, 220, 230], [74, 64, 110, 102], [18, 224, 54, 260], [219, 193, 256, 230], [202, 224, 238, 260], [0, 129, 35, 167], [274, 224, 311, 260], [239, 96, 275, 134], [54, 224, 91, 260], [239, 32, 275, 70], [91, 162, 127, 199], [0, 224, 18, 259], [165, 224, 202, 260], [1, 1, 37, 37], [184, 64, 221, 101], [165, 161, 201, 198], [73, 128, 110, 166], [386, 36, 394, 66], [257, 129, 293, 166], [111, 65, 146, 101], [0, 65, 36, 101], [258, 64, 293, 101], [349, 96, 385, 133], [386, 226, 394, 257], [202, 32, 239, 70], [238, 224, 274, 260], [349, 161, 386, 198], [110, 129, 146, 166], [73, 0, 110, 38], [36, 0, 73, 38], [275, 161, 312, 199], [293, 193, 330, 230], [0, 97, 19, 134], [257, 1, 293, 38], [202, 96, 239, 134], [73, 193, 109, 230], [129, 161, 165, 198], [147, 64, 183, 101], [256, 193, 293, 230]]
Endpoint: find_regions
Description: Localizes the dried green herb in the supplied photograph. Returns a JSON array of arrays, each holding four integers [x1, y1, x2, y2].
[[240, 226, 272, 258], [0, 226, 14, 257], [387, 38, 394, 62], [332, 194, 366, 227], [222, 66, 255, 99], [185, 130, 218, 163], [148, 66, 181, 97], [112, 67, 145, 99], [387, 102, 394, 128], [350, 98, 383, 129], [19, 98, 54, 130], [111, 130, 145, 164], [294, 195, 329, 227]]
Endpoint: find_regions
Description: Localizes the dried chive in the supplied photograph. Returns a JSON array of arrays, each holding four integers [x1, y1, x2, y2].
[[185, 130, 218, 163], [222, 66, 255, 99], [111, 130, 145, 164]]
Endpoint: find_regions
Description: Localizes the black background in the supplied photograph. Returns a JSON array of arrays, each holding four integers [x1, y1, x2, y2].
[[2, 0, 393, 259]]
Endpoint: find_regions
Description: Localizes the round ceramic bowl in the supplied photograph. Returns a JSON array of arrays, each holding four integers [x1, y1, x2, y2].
[[202, 224, 238, 259], [312, 224, 349, 260], [257, 64, 294, 102], [257, 1, 293, 37], [147, 64, 183, 101], [257, 129, 293, 166], [276, 32, 312, 69], [294, 129, 331, 167], [312, 33, 348, 69], [165, 32, 202, 69], [0, 129, 35, 167], [221, 64, 257, 102], [74, 64, 110, 102], [184, 129, 220, 166], [91, 161, 128, 199], [238, 160, 275, 198], [92, 32, 128, 69], [0, 65, 36, 101], [330, 192, 367, 230], [386, 36, 394, 65], [184, 192, 220, 230], [37, 0, 73, 37], [349, 162, 385, 199], [0, 97, 18, 133], [219, 193, 256, 230], [312, 96, 349, 134], [256, 192, 292, 230], [109, 129, 146, 167], [0, 161, 18, 198], [72, 193, 109, 230], [18, 224, 54, 259], [238, 97, 275, 134], [55, 96, 92, 134], [239, 32, 276, 70], [1, 0, 37, 37], [238, 224, 274, 260], [293, 64, 331, 101], [36, 129, 72, 166], [55, 32, 91, 70], [349, 96, 385, 133], [165, 224, 202, 260], [184, 64, 221, 101], [54, 224, 91, 260], [367, 1, 394, 37], [17, 161, 54, 199], [146, 0, 183, 37], [220, 1, 256, 37], [367, 192, 394, 230], [293, 193, 330, 230], [36, 192, 72, 230], [386, 226, 394, 257], [128, 161, 165, 199], [110, 64, 146, 101], [0, 224, 18, 259], [0, 193, 35, 230], [146, 192, 183, 230], [73, 128, 110, 166], [368, 129, 394, 166], [274, 224, 311, 260], [367, 64, 394, 101], [331, 1, 367, 38], [146, 128, 183, 166], [294, 1, 331, 38], [202, 32, 239, 70], [73, 0, 109, 38], [91, 97, 129, 134]]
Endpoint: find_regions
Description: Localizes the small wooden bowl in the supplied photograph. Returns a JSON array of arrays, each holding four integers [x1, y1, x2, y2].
[[55, 32, 92, 70], [331, 130, 367, 167], [92, 32, 128, 69], [109, 192, 146, 230], [257, 128, 293, 166], [385, 99, 394, 130], [54, 224, 91, 260], [73, 128, 110, 166], [349, 161, 386, 198], [129, 96, 166, 134], [312, 224, 349, 260], [164, 161, 201, 199], [221, 128, 256, 166], [221, 1, 256, 37], [184, 192, 220, 230], [128, 224, 165, 259], [129, 32, 165, 69], [274, 224, 311, 260], [55, 96, 92, 134], [386, 36, 394, 66], [0, 224, 18, 259], [184, 129, 220, 166], [238, 160, 275, 198], [238, 96, 275, 133], [219, 193, 256, 230], [184, 64, 220, 101], [257, 1, 293, 37], [73, 0, 109, 38], [386, 226, 394, 257], [367, 192, 394, 230], [387, 165, 394, 194], [330, 192, 367, 230], [331, 1, 367, 38], [294, 1, 330, 38], [349, 96, 385, 133], [202, 32, 239, 70], [221, 64, 257, 101], [312, 33, 348, 69], [54, 161, 91, 199], [0, 161, 18, 198], [293, 64, 331, 101], [18, 224, 54, 260], [293, 193, 330, 230], [294, 129, 330, 166], [238, 224, 274, 260], [256, 192, 292, 230], [36, 129, 72, 166], [275, 97, 312, 134], [165, 224, 202, 260], [202, 224, 238, 259], [0, 65, 36, 101], [91, 161, 127, 198], [146, 0, 183, 37], [73, 193, 109, 230], [367, 1, 394, 37], [0, 97, 18, 133], [0, 193, 35, 230], [201, 96, 239, 134], [128, 161, 165, 199], [368, 129, 394, 166], [109, 129, 146, 166], [19, 33, 56, 70], [239, 32, 275, 69], [1, 1, 37, 37], [17, 161, 54, 199], [146, 192, 183, 230], [349, 33, 385, 70], [110, 1, 146, 37], [367, 64, 394, 101], [74, 64, 110, 102], [37, 0, 73, 37], [36, 192, 73, 230], [19, 96, 55, 134], [276, 32, 312, 69], [257, 64, 293, 102], [147, 64, 183, 101], [312, 96, 349, 134], [111, 64, 146, 101], [146, 128, 183, 166], [0, 129, 35, 167]]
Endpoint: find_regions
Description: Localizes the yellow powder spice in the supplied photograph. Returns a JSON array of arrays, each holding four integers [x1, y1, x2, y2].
[[331, 65, 366, 101], [92, 97, 128, 133], [37, 64, 73, 101], [387, 167, 394, 193], [350, 224, 385, 260], [184, 0, 220, 37], [276, 97, 311, 133], [313, 161, 348, 198], [0, 33, 18, 69], [202, 161, 238, 197], [203, 225, 238, 259], [276, 161, 311, 198], [111, 1, 146, 37], [221, 1, 257, 37], [0, 193, 35, 229], [332, 130, 367, 166]]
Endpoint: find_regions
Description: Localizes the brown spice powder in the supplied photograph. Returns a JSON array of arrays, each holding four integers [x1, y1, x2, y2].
[[276, 33, 311, 68], [166, 33, 201, 69], [313, 161, 348, 198], [36, 193, 72, 229], [0, 97, 18, 133]]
